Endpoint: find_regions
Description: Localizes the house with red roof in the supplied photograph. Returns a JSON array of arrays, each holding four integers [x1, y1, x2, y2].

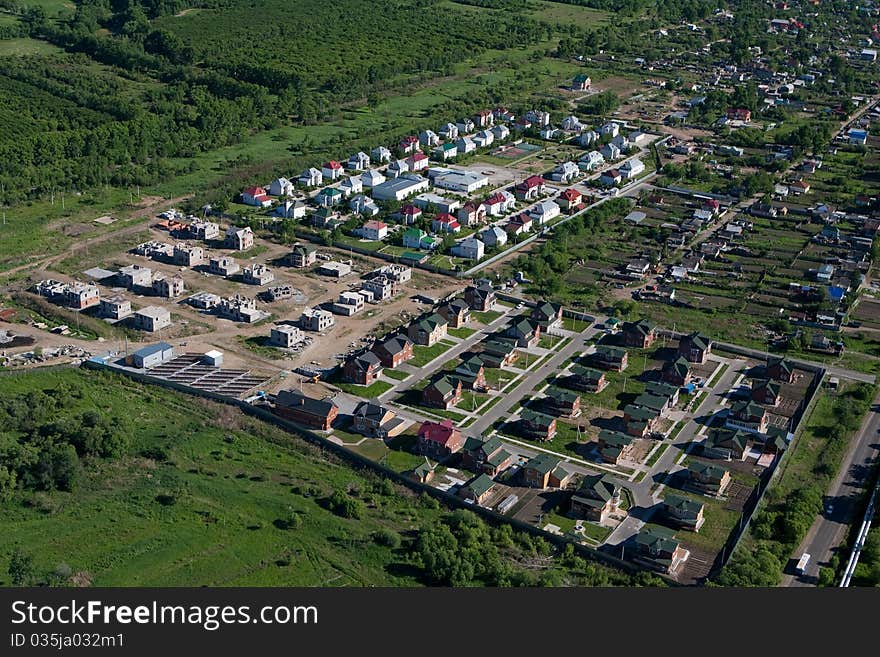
[[321, 160, 344, 181], [397, 204, 423, 225], [474, 109, 494, 127], [457, 201, 487, 227], [514, 175, 546, 201], [406, 152, 429, 172], [432, 213, 461, 234], [242, 186, 272, 208], [702, 198, 720, 214], [417, 420, 464, 459], [399, 135, 420, 154], [600, 169, 623, 187], [484, 191, 514, 216], [558, 188, 583, 211], [726, 108, 752, 122], [358, 220, 388, 241], [506, 213, 533, 236]]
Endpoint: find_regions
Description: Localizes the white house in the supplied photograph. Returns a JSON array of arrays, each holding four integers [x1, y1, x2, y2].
[[525, 110, 551, 127], [268, 177, 295, 197], [484, 191, 515, 216], [578, 130, 600, 147], [456, 118, 475, 134], [540, 126, 560, 140], [347, 151, 370, 171], [387, 159, 409, 178], [339, 175, 363, 197], [579, 150, 605, 171], [371, 146, 392, 163], [350, 195, 380, 216], [322, 160, 344, 180], [601, 143, 621, 160], [550, 161, 579, 183], [406, 152, 429, 172], [275, 200, 307, 219], [473, 130, 495, 149], [600, 122, 620, 138], [439, 122, 459, 140], [362, 169, 386, 187], [620, 158, 646, 180], [561, 115, 584, 132], [491, 124, 510, 141], [480, 226, 508, 248], [419, 130, 440, 147], [434, 142, 458, 161], [452, 237, 485, 261], [456, 136, 477, 154], [529, 200, 561, 225], [358, 220, 388, 241], [299, 167, 322, 187], [242, 186, 271, 207]]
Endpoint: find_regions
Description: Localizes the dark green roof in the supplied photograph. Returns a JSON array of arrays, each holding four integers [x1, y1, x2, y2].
[[663, 494, 704, 518], [523, 452, 561, 474], [521, 409, 555, 427], [688, 461, 728, 480], [625, 318, 656, 336], [633, 392, 668, 412], [635, 525, 679, 554], [624, 404, 659, 421], [466, 473, 496, 497], [595, 345, 627, 359], [575, 473, 619, 502], [645, 381, 680, 398], [598, 429, 634, 448], [683, 332, 712, 350], [486, 449, 512, 468], [730, 399, 766, 417], [570, 364, 604, 380], [706, 428, 751, 451], [546, 386, 580, 403], [427, 375, 458, 395]]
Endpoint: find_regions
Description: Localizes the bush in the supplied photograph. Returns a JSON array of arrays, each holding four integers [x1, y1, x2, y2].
[[372, 528, 401, 548], [328, 490, 363, 519]]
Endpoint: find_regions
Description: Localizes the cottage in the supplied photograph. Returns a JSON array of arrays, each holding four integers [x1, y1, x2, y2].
[[321, 160, 344, 180], [224, 226, 254, 251], [275, 199, 307, 219], [558, 188, 583, 211], [343, 351, 383, 385], [408, 313, 448, 346], [766, 356, 795, 383], [571, 74, 591, 91], [268, 177, 295, 197], [504, 317, 541, 347], [751, 379, 781, 406], [620, 158, 646, 180], [358, 220, 388, 241], [451, 237, 485, 261], [622, 319, 657, 348], [726, 400, 770, 434], [514, 175, 546, 201], [479, 338, 519, 368], [315, 187, 343, 208], [662, 357, 692, 387], [678, 332, 712, 363], [173, 243, 205, 267], [151, 274, 185, 298], [579, 150, 605, 171], [480, 226, 508, 248], [459, 474, 497, 505], [422, 376, 463, 410], [437, 298, 470, 328], [542, 387, 581, 418], [300, 308, 335, 332], [592, 345, 628, 372], [453, 355, 488, 392], [373, 335, 414, 368], [465, 281, 495, 311], [703, 427, 752, 461], [687, 461, 731, 496], [340, 175, 363, 198], [662, 495, 705, 532], [595, 430, 635, 465], [274, 390, 338, 430], [633, 526, 688, 574], [242, 264, 274, 286], [531, 300, 563, 330], [623, 404, 661, 437], [599, 169, 623, 187], [287, 243, 317, 268], [529, 200, 561, 225], [242, 186, 271, 208], [519, 409, 557, 442], [565, 365, 607, 393], [571, 474, 621, 523], [417, 419, 464, 458], [371, 146, 392, 163], [298, 167, 322, 187], [521, 453, 571, 489], [352, 401, 405, 439], [402, 228, 437, 251], [99, 295, 131, 320], [133, 306, 171, 332], [346, 151, 370, 171]]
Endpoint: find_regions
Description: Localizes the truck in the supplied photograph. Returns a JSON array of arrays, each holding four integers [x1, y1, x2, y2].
[[795, 552, 811, 575]]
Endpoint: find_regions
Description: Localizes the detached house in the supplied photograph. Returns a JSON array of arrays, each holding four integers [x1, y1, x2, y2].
[[299, 167, 322, 187], [457, 202, 487, 227], [622, 319, 657, 348], [662, 357, 692, 387], [453, 355, 488, 392], [766, 356, 795, 383], [373, 335, 414, 368], [570, 474, 621, 524], [480, 226, 508, 248], [274, 390, 338, 431], [408, 313, 448, 346], [242, 186, 271, 208], [417, 420, 464, 458], [352, 401, 406, 439], [633, 526, 688, 574], [224, 226, 254, 251], [287, 243, 317, 268], [422, 376, 463, 410], [678, 332, 712, 363], [504, 317, 541, 347], [725, 400, 770, 434], [592, 345, 628, 372], [406, 152, 429, 172], [461, 436, 513, 477], [519, 409, 557, 442], [459, 474, 497, 506], [662, 495, 706, 532], [596, 430, 635, 465], [542, 387, 581, 418], [751, 379, 781, 406], [566, 365, 607, 393], [437, 298, 470, 328], [346, 151, 370, 171], [343, 351, 383, 385], [465, 281, 495, 311], [686, 461, 731, 496], [521, 453, 571, 489], [531, 300, 563, 330], [514, 175, 546, 201], [558, 188, 583, 211], [321, 160, 344, 181], [703, 427, 753, 461]]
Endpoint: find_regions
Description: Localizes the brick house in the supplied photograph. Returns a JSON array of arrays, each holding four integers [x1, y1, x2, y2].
[[633, 526, 688, 574], [437, 298, 470, 328], [422, 375, 463, 410], [479, 338, 519, 368], [766, 356, 796, 383], [622, 319, 657, 348], [274, 390, 338, 430], [530, 300, 563, 330], [504, 318, 541, 347], [459, 473, 496, 505], [372, 335, 414, 368], [453, 355, 488, 392], [592, 345, 628, 372], [521, 453, 572, 489], [751, 379, 781, 406], [565, 365, 608, 393], [408, 313, 448, 346], [343, 351, 383, 385], [686, 461, 731, 496], [702, 427, 752, 461], [351, 401, 406, 438], [542, 387, 581, 418], [570, 473, 622, 523], [417, 419, 464, 459], [662, 357, 692, 387], [662, 494, 706, 532], [596, 430, 635, 465], [461, 436, 512, 476], [677, 332, 713, 363], [519, 409, 557, 441], [623, 404, 661, 437], [725, 400, 770, 434], [465, 281, 495, 311]]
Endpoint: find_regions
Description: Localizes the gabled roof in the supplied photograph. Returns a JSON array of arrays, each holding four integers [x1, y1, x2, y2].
[[418, 419, 460, 445], [353, 400, 390, 421], [463, 434, 502, 456], [624, 318, 656, 336], [465, 473, 496, 498], [413, 312, 447, 333], [520, 408, 555, 427], [570, 364, 605, 380], [523, 452, 561, 474], [688, 461, 728, 481], [574, 473, 620, 502], [682, 331, 712, 351], [276, 390, 338, 417], [663, 494, 704, 519], [426, 375, 460, 396], [376, 334, 412, 355]]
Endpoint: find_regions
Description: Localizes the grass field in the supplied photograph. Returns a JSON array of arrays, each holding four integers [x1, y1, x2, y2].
[[410, 340, 457, 367], [0, 368, 437, 586]]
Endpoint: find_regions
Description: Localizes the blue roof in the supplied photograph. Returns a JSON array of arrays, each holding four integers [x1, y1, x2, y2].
[[828, 286, 846, 301], [850, 129, 868, 138], [133, 342, 173, 358]]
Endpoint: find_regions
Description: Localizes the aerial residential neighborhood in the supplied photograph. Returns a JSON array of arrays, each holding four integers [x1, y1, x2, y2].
[[2, 0, 880, 601]]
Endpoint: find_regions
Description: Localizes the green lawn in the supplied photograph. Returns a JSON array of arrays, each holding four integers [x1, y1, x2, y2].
[[447, 326, 477, 339], [410, 340, 457, 367], [472, 310, 503, 325], [332, 380, 393, 397], [383, 368, 410, 381]]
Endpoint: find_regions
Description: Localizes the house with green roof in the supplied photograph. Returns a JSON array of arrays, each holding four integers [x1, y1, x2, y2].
[[407, 312, 448, 346], [766, 355, 795, 383], [479, 337, 519, 368], [453, 354, 488, 391], [661, 357, 692, 387], [504, 317, 541, 347], [541, 387, 581, 418], [662, 494, 706, 532], [622, 318, 657, 348], [591, 344, 628, 371], [686, 461, 731, 495], [645, 380, 680, 406], [422, 375, 463, 410], [677, 331, 713, 363], [402, 227, 438, 251], [702, 427, 753, 461], [458, 473, 497, 505], [571, 473, 623, 523], [725, 399, 770, 434], [751, 379, 781, 407], [519, 408, 557, 441], [565, 364, 607, 393], [595, 429, 635, 465], [632, 525, 688, 574], [530, 300, 563, 329], [623, 404, 661, 437], [633, 392, 672, 414], [521, 453, 572, 489]]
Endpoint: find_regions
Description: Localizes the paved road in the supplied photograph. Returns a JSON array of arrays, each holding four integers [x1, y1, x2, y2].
[[782, 389, 880, 586]]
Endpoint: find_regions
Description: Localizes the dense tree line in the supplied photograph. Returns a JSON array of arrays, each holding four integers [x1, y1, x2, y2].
[[0, 386, 130, 496]]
